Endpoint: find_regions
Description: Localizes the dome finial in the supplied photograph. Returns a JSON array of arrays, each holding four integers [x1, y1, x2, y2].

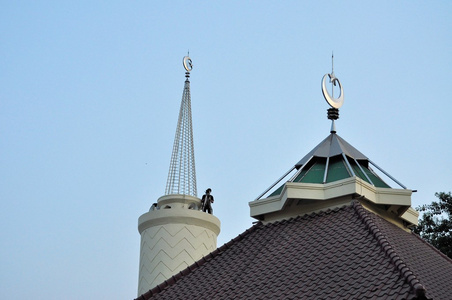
[[322, 53, 344, 133]]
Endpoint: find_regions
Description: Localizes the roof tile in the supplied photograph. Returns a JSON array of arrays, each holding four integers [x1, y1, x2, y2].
[[136, 201, 452, 300]]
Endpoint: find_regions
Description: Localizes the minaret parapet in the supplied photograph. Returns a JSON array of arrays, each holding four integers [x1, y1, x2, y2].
[[151, 194, 202, 211]]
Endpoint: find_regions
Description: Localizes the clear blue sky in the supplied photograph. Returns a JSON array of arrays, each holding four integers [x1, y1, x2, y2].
[[1, 2, 451, 299]]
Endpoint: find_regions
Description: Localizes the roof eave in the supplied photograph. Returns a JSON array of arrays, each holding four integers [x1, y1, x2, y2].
[[249, 177, 415, 224]]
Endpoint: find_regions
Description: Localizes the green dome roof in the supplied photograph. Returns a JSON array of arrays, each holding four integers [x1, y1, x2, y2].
[[257, 132, 407, 200]]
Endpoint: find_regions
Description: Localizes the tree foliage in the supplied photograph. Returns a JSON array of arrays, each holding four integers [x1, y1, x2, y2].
[[413, 192, 452, 259]]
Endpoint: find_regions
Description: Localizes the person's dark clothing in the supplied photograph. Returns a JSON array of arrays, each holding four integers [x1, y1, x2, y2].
[[201, 194, 214, 214]]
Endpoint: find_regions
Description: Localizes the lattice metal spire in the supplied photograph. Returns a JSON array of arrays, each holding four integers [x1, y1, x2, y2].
[[165, 56, 197, 197]]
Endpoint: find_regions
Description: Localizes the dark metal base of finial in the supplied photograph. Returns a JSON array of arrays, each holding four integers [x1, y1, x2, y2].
[[327, 108, 339, 120]]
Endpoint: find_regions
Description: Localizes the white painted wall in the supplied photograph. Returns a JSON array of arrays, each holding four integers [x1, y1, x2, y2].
[[137, 195, 220, 296]]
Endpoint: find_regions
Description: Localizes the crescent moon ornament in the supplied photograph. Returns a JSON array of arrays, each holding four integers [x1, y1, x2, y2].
[[183, 56, 193, 72], [322, 73, 344, 109]]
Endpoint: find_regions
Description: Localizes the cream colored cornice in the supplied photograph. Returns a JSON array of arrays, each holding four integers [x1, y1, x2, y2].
[[138, 208, 221, 235], [249, 177, 415, 225]]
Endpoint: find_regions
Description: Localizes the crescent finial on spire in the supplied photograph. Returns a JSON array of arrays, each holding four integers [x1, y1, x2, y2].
[[183, 55, 193, 79], [322, 54, 344, 132]]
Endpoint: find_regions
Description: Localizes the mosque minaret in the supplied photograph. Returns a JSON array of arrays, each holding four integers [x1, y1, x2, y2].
[[137, 56, 220, 296]]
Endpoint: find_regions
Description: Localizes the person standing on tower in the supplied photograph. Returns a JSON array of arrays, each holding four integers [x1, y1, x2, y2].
[[201, 188, 214, 214]]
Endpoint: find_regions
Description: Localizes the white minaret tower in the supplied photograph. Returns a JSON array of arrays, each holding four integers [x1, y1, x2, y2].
[[137, 56, 221, 296]]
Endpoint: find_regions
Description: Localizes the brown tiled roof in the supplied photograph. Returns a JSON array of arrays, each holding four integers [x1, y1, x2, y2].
[[136, 201, 452, 300]]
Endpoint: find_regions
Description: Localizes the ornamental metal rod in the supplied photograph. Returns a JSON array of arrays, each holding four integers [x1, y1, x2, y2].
[[323, 156, 330, 184], [289, 156, 315, 182], [368, 159, 407, 189], [254, 166, 296, 201], [331, 52, 334, 98], [354, 158, 374, 186], [342, 153, 356, 177]]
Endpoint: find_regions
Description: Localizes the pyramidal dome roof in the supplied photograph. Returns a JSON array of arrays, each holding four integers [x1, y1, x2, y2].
[[290, 132, 395, 189], [257, 131, 407, 201], [295, 132, 367, 167], [250, 130, 416, 226]]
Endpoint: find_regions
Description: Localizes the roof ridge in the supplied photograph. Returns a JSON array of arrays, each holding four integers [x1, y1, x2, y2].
[[277, 205, 348, 224], [135, 222, 263, 300], [352, 200, 427, 299]]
